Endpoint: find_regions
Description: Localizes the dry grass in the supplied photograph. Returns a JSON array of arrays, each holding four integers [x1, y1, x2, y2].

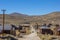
[[0, 12, 60, 25], [37, 33, 60, 40], [26, 29, 31, 35]]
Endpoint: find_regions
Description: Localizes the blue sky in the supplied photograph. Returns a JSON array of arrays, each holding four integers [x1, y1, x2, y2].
[[0, 0, 60, 15]]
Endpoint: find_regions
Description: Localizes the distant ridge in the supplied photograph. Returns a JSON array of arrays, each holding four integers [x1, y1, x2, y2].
[[10, 12, 28, 17], [0, 11, 60, 25]]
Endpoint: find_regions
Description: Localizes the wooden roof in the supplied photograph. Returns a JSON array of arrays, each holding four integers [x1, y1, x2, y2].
[[19, 24, 30, 27]]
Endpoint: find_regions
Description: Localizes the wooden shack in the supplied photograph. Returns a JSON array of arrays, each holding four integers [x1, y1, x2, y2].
[[0, 24, 17, 36], [11, 24, 18, 36], [39, 25, 53, 35], [19, 24, 31, 34], [54, 24, 60, 36]]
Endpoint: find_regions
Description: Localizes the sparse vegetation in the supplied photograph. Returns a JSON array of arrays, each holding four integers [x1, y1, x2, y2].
[[0, 12, 60, 25], [37, 33, 60, 40]]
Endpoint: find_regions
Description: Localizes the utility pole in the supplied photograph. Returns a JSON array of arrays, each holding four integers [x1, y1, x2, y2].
[[1, 9, 6, 36], [36, 23, 38, 29]]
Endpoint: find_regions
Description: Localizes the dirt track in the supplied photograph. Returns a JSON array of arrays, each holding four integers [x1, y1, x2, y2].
[[18, 25, 41, 40]]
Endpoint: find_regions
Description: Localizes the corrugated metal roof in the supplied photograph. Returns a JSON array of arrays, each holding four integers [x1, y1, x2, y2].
[[0, 24, 12, 30], [40, 26, 50, 29], [20, 24, 30, 26]]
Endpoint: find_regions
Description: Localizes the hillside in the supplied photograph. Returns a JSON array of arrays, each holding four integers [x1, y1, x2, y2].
[[0, 12, 60, 25]]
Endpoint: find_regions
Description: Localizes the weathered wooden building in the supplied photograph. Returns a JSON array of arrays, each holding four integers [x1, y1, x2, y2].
[[19, 24, 31, 35], [54, 24, 60, 36], [39, 26, 53, 35], [0, 24, 17, 36], [38, 24, 60, 36]]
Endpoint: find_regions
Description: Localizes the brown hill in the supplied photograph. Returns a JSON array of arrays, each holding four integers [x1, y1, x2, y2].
[[41, 12, 60, 25], [0, 12, 60, 25]]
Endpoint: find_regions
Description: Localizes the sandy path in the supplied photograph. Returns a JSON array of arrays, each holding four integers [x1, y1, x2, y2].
[[18, 32, 41, 40], [18, 25, 41, 40]]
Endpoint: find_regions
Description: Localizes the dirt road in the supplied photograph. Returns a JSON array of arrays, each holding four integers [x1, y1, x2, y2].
[[18, 25, 41, 40], [18, 32, 41, 40]]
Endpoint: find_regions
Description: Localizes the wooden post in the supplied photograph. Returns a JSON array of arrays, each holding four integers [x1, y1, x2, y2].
[[1, 9, 6, 36], [36, 23, 38, 29]]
